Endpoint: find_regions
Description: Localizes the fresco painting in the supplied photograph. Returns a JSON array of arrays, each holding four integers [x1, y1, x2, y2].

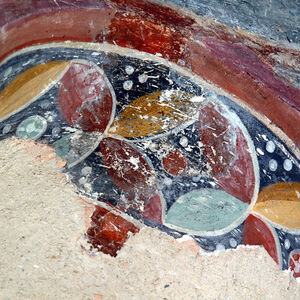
[[0, 0, 299, 277]]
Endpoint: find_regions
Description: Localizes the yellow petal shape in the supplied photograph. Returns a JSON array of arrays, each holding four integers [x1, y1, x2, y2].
[[108, 90, 199, 138], [253, 182, 300, 229], [0, 61, 69, 121]]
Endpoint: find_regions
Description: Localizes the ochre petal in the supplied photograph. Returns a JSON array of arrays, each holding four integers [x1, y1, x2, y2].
[[253, 182, 300, 229], [0, 61, 69, 121], [108, 90, 198, 138]]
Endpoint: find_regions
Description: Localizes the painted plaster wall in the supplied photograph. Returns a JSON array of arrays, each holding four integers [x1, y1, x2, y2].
[[0, 0, 299, 281]]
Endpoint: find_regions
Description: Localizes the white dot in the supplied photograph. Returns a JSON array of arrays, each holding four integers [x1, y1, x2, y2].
[[79, 177, 87, 185], [2, 124, 11, 135], [52, 127, 61, 137], [138, 73, 148, 83], [179, 136, 188, 148], [84, 183, 92, 192], [125, 65, 134, 75], [39, 100, 51, 109], [45, 111, 57, 122], [283, 159, 293, 171], [284, 239, 290, 250], [269, 159, 278, 171], [229, 238, 237, 248], [266, 141, 275, 153], [81, 166, 92, 176], [163, 177, 173, 186], [216, 243, 225, 251], [192, 175, 201, 182], [123, 80, 133, 90], [149, 143, 158, 152]]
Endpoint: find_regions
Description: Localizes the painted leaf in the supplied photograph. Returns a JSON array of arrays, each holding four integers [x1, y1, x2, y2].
[[243, 214, 281, 265], [198, 100, 256, 204], [253, 182, 300, 230], [108, 90, 199, 138], [0, 61, 69, 121], [58, 62, 114, 132], [100, 137, 162, 222], [165, 189, 248, 232]]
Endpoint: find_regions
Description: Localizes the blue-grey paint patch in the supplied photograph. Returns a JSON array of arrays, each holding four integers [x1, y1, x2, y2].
[[168, 0, 300, 43], [54, 135, 71, 159], [16, 115, 47, 140]]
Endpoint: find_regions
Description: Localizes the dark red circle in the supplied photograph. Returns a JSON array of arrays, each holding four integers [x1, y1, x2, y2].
[[162, 149, 187, 176]]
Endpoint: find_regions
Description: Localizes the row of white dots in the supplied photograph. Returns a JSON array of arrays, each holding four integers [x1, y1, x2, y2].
[[211, 238, 292, 252], [269, 158, 293, 172], [215, 238, 238, 250]]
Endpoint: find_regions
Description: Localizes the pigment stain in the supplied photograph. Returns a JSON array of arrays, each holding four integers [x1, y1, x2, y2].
[[86, 206, 139, 257]]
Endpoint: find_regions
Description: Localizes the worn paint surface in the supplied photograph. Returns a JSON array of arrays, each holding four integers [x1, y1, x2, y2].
[[0, 0, 299, 278]]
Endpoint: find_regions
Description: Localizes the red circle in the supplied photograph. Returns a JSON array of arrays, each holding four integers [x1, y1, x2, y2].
[[162, 149, 187, 176]]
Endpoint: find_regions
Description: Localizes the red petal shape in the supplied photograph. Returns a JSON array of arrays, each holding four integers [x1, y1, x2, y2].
[[58, 62, 113, 132], [243, 214, 280, 265], [100, 137, 157, 205], [216, 129, 255, 203], [198, 102, 255, 203], [199, 103, 235, 175]]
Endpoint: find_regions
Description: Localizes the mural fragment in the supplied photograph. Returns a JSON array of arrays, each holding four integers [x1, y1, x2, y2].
[[0, 0, 299, 278]]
